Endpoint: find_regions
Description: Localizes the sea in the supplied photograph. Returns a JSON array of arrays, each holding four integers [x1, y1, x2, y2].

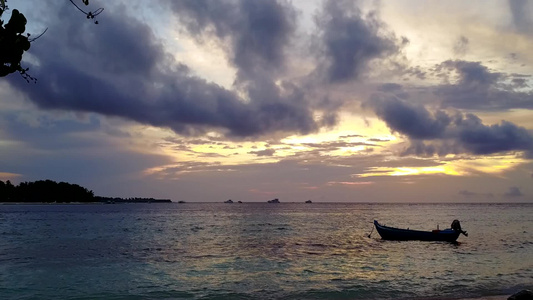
[[0, 202, 531, 300]]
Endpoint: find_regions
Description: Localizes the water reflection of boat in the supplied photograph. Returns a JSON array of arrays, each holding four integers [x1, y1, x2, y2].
[[373, 220, 467, 242]]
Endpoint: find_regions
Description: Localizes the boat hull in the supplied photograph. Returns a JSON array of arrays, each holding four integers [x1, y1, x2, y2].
[[374, 220, 460, 242]]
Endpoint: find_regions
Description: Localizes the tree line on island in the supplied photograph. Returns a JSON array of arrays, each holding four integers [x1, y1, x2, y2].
[[0, 180, 171, 203]]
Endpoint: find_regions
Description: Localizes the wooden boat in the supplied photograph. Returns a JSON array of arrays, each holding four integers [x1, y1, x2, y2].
[[373, 220, 467, 242]]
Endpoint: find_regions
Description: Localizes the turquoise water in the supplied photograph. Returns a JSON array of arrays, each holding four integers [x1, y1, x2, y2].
[[0, 203, 531, 299]]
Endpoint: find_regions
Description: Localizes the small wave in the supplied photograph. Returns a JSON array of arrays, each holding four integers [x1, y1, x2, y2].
[[191, 226, 204, 232], [1, 231, 23, 236], [142, 247, 163, 252]]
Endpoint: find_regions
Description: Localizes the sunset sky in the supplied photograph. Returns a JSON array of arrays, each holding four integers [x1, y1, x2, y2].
[[1, 0, 533, 202]]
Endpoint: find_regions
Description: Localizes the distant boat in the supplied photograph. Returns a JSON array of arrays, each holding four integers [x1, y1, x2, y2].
[[267, 198, 280, 203], [237, 201, 242, 203], [305, 200, 312, 203], [373, 220, 467, 242], [177, 200, 186, 203], [224, 199, 234, 203]]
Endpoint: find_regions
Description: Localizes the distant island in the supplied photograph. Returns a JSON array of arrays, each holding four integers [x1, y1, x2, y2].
[[224, 199, 245, 203], [0, 179, 171, 203]]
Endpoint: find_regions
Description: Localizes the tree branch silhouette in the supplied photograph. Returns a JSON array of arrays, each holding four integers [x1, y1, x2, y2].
[[68, 0, 104, 24], [0, 0, 103, 82]]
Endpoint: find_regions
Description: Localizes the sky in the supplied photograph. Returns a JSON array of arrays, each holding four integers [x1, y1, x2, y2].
[[1, 0, 533, 203]]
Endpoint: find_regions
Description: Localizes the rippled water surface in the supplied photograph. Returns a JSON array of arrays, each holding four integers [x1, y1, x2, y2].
[[0, 203, 531, 299]]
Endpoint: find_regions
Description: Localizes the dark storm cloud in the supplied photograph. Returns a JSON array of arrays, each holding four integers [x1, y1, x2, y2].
[[439, 60, 501, 86], [168, 0, 296, 81], [4, 1, 318, 138], [367, 96, 533, 157], [457, 116, 533, 155], [434, 60, 533, 111], [369, 95, 451, 140], [165, 0, 323, 134], [315, 0, 403, 83], [64, 7, 166, 75]]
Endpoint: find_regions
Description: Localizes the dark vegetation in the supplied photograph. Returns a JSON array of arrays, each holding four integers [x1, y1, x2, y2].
[[0, 180, 171, 203], [0, 0, 103, 81], [0, 179, 94, 202]]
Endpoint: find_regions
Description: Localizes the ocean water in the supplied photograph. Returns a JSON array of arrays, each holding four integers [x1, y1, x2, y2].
[[0, 202, 531, 300]]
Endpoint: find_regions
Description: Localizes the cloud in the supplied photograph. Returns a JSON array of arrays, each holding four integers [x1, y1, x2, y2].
[[378, 83, 403, 93], [249, 148, 276, 157], [0, 108, 173, 185], [511, 77, 529, 89], [504, 186, 523, 197], [314, 0, 404, 83], [168, 0, 296, 81], [458, 189, 475, 197], [457, 117, 533, 155], [166, 0, 332, 135], [434, 60, 533, 111], [4, 1, 321, 138], [508, 0, 533, 35], [439, 60, 501, 87], [368, 95, 451, 140], [0, 172, 22, 181], [458, 189, 494, 198], [366, 95, 533, 157], [300, 141, 380, 151], [453, 36, 469, 56]]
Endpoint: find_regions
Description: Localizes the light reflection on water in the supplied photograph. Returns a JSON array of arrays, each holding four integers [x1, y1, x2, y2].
[[0, 202, 531, 299]]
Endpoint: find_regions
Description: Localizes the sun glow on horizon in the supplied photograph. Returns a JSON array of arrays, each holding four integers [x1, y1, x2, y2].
[[134, 115, 530, 186], [353, 154, 528, 179], [355, 166, 465, 178]]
